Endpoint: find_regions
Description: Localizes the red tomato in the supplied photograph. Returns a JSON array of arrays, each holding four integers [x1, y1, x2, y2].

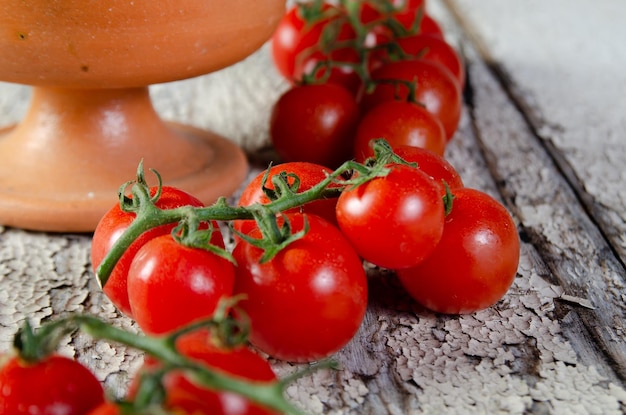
[[358, 59, 462, 140], [376, 34, 465, 87], [336, 163, 445, 269], [353, 100, 447, 160], [359, 0, 427, 28], [0, 354, 104, 415], [234, 162, 339, 237], [91, 186, 216, 317], [86, 402, 120, 415], [293, 44, 363, 95], [393, 145, 464, 193], [130, 331, 278, 415], [127, 234, 235, 335], [413, 13, 444, 38], [232, 213, 368, 363], [271, 4, 339, 81], [396, 188, 520, 314], [270, 83, 360, 169], [366, 12, 445, 54]]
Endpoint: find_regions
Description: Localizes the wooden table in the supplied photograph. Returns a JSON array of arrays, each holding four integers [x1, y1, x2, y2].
[[1, 0, 625, 413]]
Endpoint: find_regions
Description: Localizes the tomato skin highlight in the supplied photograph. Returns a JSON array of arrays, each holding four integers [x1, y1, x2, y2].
[[271, 4, 338, 81], [359, 59, 462, 141], [91, 186, 209, 317], [336, 164, 445, 270], [234, 161, 339, 238], [130, 331, 279, 415], [375, 34, 465, 87], [0, 354, 105, 415], [270, 83, 360, 169], [127, 234, 235, 335], [392, 145, 464, 193], [233, 213, 368, 363], [396, 188, 521, 314], [353, 100, 447, 160]]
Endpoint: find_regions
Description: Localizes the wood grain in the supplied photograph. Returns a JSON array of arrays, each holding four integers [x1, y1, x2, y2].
[[1, 0, 625, 413]]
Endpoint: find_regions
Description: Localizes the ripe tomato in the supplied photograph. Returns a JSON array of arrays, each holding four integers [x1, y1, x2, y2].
[[353, 100, 447, 160], [232, 213, 368, 363], [91, 186, 215, 317], [358, 59, 462, 140], [270, 83, 360, 169], [271, 3, 339, 81], [86, 402, 120, 415], [127, 234, 235, 335], [393, 145, 464, 193], [396, 188, 520, 314], [376, 34, 465, 87], [359, 0, 427, 27], [293, 43, 363, 95], [336, 163, 445, 270], [130, 331, 278, 415], [0, 354, 104, 415], [234, 161, 339, 237]]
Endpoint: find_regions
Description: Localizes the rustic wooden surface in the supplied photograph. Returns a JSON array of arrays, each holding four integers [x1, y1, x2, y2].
[[1, 0, 626, 413]]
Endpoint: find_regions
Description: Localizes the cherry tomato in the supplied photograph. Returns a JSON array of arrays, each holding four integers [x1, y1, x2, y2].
[[336, 163, 445, 270], [91, 186, 215, 317], [359, 0, 427, 27], [86, 402, 120, 415], [234, 162, 339, 237], [270, 83, 360, 169], [233, 213, 368, 363], [396, 188, 520, 314], [127, 234, 235, 335], [271, 3, 339, 81], [130, 331, 278, 415], [366, 12, 445, 56], [353, 100, 447, 160], [392, 145, 464, 194], [375, 34, 465, 87], [358, 59, 462, 140], [293, 43, 363, 95], [0, 354, 104, 415]]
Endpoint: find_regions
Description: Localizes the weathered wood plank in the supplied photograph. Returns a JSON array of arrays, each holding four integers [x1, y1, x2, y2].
[[445, 0, 626, 271], [1, 0, 626, 413], [444, 0, 626, 381]]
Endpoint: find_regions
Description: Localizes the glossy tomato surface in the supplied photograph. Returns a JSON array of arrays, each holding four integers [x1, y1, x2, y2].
[[234, 161, 339, 237], [233, 213, 368, 363], [130, 331, 278, 415], [91, 186, 209, 317], [270, 83, 360, 169], [127, 234, 235, 335], [393, 145, 464, 193], [376, 34, 465, 87], [0, 354, 104, 415], [396, 188, 520, 314], [336, 163, 445, 269], [353, 100, 447, 160], [271, 3, 338, 81], [359, 0, 427, 28], [359, 59, 462, 140]]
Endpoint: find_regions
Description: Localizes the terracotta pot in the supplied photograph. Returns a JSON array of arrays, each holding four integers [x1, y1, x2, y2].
[[0, 0, 285, 232]]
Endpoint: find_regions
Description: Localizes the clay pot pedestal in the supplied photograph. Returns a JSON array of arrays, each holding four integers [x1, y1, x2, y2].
[[0, 0, 285, 232]]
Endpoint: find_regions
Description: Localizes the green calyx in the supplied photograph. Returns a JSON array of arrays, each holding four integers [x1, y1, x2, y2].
[[11, 299, 321, 415], [95, 138, 410, 288]]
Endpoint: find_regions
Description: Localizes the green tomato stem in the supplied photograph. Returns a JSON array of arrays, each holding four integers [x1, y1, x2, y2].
[[14, 315, 310, 415]]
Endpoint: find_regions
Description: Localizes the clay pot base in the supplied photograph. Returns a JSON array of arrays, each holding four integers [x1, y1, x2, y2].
[[0, 87, 248, 232]]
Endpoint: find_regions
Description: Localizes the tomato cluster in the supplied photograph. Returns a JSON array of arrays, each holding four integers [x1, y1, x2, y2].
[[0, 316, 292, 415], [2, 2, 520, 413], [269, 0, 465, 169]]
